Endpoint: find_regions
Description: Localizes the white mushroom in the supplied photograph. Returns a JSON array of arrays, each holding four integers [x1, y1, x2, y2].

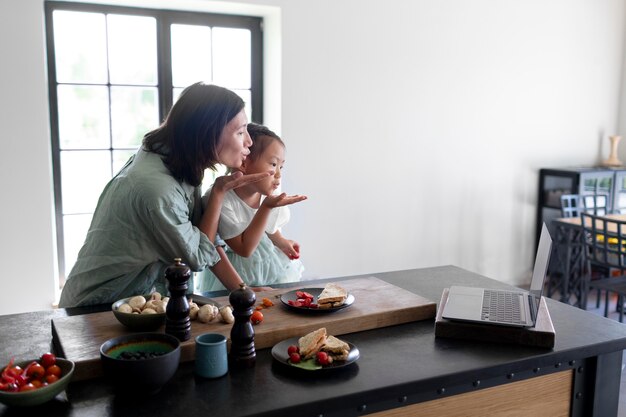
[[219, 306, 235, 324], [150, 292, 162, 302], [198, 304, 219, 323], [189, 302, 200, 320], [154, 301, 167, 314], [128, 295, 147, 310], [117, 303, 133, 314], [144, 299, 161, 312], [141, 308, 157, 314]]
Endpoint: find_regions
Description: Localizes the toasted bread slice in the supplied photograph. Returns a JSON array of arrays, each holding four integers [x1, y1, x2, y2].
[[321, 335, 350, 361], [298, 327, 327, 359], [317, 283, 347, 305]]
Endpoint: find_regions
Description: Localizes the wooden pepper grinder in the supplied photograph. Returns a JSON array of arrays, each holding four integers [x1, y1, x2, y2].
[[229, 283, 256, 368], [165, 258, 191, 342]]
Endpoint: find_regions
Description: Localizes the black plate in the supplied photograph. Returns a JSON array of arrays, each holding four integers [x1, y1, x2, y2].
[[280, 287, 354, 313], [271, 337, 359, 371]]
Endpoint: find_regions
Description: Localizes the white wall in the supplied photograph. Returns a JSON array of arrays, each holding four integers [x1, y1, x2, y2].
[[1, 0, 624, 315]]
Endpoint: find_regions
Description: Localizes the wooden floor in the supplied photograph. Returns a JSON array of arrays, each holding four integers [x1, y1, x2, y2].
[[547, 288, 626, 416]]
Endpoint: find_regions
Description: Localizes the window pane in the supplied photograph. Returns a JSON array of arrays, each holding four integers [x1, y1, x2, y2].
[[107, 14, 157, 85], [113, 150, 137, 174], [63, 213, 93, 278], [58, 85, 110, 149], [53, 11, 107, 84], [213, 27, 251, 89], [61, 150, 112, 214], [233, 89, 252, 122], [171, 24, 212, 88], [111, 86, 159, 148]]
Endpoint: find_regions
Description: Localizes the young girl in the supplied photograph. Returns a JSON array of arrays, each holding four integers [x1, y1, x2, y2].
[[197, 123, 307, 292]]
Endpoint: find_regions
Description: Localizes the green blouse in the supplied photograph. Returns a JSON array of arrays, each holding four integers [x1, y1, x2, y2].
[[58, 148, 220, 307]]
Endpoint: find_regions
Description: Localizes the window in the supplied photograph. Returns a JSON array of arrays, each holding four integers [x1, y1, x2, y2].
[[44, 1, 263, 286]]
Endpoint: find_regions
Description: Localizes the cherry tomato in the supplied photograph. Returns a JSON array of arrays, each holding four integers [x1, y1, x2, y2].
[[5, 366, 23, 379], [26, 363, 45, 380], [19, 383, 36, 392], [289, 353, 301, 363], [31, 380, 43, 388], [287, 345, 299, 355], [40, 353, 56, 369], [250, 310, 263, 325], [316, 351, 331, 366], [262, 297, 274, 307], [46, 364, 62, 378], [45, 374, 59, 384], [14, 374, 29, 387]]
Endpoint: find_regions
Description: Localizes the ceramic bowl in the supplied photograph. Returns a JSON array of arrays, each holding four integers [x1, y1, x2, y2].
[[0, 358, 74, 407], [111, 295, 166, 331], [99, 332, 180, 395]]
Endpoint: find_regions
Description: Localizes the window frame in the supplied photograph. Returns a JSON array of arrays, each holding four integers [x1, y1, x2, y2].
[[44, 1, 264, 286]]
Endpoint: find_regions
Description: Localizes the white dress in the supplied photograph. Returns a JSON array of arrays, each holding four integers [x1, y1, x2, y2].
[[196, 187, 304, 292]]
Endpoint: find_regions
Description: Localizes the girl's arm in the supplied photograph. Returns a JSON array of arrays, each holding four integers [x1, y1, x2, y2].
[[268, 230, 301, 260], [200, 171, 273, 241], [225, 193, 307, 258], [225, 205, 273, 257]]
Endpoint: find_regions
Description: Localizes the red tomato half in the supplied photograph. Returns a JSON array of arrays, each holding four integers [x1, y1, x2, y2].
[[250, 310, 264, 325]]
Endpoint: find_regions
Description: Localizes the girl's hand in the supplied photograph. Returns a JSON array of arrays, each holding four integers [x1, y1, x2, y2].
[[262, 193, 308, 209], [213, 170, 273, 193], [278, 240, 300, 260]]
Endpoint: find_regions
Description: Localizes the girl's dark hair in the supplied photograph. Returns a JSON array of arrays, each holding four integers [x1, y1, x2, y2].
[[246, 123, 285, 161], [143, 82, 245, 186]]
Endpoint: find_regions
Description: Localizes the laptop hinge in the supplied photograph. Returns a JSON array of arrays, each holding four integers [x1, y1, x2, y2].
[[528, 294, 538, 324]]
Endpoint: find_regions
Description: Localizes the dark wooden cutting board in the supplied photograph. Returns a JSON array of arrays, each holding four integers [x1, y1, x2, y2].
[[52, 276, 436, 380]]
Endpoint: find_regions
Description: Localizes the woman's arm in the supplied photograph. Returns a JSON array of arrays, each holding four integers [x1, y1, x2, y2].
[[208, 246, 245, 291]]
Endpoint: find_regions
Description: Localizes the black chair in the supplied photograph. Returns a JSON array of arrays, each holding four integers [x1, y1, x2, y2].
[[581, 193, 609, 215], [580, 213, 626, 322], [560, 194, 581, 218]]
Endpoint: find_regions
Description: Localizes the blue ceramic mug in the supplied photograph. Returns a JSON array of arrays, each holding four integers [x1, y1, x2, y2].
[[195, 333, 228, 378]]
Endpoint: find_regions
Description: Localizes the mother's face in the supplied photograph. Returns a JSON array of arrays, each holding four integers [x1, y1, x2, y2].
[[216, 110, 252, 168]]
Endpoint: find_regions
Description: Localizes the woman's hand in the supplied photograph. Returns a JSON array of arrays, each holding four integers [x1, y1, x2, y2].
[[213, 171, 273, 194], [262, 193, 308, 209]]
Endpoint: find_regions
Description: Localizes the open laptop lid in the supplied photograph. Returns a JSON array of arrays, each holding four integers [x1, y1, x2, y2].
[[528, 223, 552, 323]]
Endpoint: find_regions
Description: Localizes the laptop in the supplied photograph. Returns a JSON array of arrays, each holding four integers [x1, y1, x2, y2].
[[441, 223, 552, 328]]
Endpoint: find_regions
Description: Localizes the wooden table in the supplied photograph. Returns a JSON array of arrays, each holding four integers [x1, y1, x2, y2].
[[550, 214, 626, 308], [2, 266, 626, 417]]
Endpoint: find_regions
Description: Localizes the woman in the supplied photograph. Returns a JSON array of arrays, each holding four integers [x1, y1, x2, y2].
[[59, 83, 271, 307]]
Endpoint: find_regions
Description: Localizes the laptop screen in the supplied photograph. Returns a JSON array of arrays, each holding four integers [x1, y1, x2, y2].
[[529, 223, 553, 314]]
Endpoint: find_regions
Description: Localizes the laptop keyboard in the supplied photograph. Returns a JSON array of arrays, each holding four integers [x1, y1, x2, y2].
[[481, 290, 524, 324]]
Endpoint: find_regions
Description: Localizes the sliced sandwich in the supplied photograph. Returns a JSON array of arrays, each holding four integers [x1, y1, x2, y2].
[[321, 335, 350, 361], [298, 327, 327, 359], [317, 283, 347, 309]]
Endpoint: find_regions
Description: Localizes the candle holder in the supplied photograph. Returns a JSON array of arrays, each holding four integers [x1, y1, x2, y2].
[[602, 135, 622, 167]]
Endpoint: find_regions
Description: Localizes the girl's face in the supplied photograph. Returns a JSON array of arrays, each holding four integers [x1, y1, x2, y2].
[[243, 138, 285, 196], [216, 110, 253, 168]]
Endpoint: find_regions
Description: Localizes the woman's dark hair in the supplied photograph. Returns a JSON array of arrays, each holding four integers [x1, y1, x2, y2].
[[246, 123, 285, 162], [143, 82, 245, 186]]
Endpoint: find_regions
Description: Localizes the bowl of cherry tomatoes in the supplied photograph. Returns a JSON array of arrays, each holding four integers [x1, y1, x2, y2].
[[0, 353, 74, 407]]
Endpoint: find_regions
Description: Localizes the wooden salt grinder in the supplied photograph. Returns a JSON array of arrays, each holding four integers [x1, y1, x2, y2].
[[165, 258, 191, 342], [229, 283, 256, 368]]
